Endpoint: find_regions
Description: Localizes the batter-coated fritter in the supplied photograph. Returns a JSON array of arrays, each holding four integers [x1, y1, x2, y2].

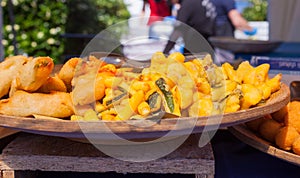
[[0, 90, 74, 118]]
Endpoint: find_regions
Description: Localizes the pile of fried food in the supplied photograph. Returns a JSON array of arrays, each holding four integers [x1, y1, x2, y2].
[[0, 52, 282, 121], [246, 101, 300, 156]]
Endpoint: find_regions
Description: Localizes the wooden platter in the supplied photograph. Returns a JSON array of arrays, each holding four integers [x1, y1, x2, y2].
[[229, 123, 300, 166], [0, 83, 290, 140]]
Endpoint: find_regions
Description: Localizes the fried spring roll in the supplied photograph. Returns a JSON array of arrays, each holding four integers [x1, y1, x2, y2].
[[0, 56, 27, 98], [10, 57, 54, 95], [0, 90, 74, 118]]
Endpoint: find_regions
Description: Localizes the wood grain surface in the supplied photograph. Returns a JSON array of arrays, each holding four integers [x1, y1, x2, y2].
[[0, 133, 214, 175], [0, 83, 290, 140]]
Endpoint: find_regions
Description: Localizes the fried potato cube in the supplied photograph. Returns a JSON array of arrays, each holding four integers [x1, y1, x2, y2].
[[275, 126, 299, 151]]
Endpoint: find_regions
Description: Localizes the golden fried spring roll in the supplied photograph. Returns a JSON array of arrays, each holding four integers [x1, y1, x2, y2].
[[71, 72, 106, 106], [37, 74, 67, 93], [58, 57, 81, 91], [0, 55, 27, 98], [0, 90, 74, 118], [10, 56, 54, 95]]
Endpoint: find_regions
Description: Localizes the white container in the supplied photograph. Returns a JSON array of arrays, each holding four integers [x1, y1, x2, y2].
[[234, 21, 269, 41]]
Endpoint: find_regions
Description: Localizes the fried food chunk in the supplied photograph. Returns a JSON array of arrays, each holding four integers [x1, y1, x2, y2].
[[58, 57, 82, 91], [71, 72, 106, 106], [259, 118, 282, 142], [10, 57, 54, 95], [275, 126, 299, 151], [292, 137, 300, 155], [284, 101, 300, 133], [0, 55, 27, 98], [37, 74, 67, 93], [0, 90, 74, 118]]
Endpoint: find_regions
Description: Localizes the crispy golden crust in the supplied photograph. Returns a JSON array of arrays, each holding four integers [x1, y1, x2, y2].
[[0, 90, 74, 118], [58, 57, 81, 91], [284, 101, 300, 133], [0, 55, 27, 98], [10, 57, 54, 95], [71, 72, 106, 106], [37, 74, 67, 93], [275, 126, 300, 151]]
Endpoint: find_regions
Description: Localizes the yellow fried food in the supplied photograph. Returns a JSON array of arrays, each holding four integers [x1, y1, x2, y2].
[[224, 94, 241, 113], [37, 74, 67, 93], [243, 63, 270, 86], [10, 56, 54, 95], [275, 126, 300, 151], [71, 72, 106, 105], [266, 73, 282, 93], [71, 59, 112, 106], [58, 57, 81, 91], [0, 55, 27, 98], [0, 90, 74, 118], [240, 84, 262, 109], [235, 61, 253, 83], [222, 62, 239, 83]]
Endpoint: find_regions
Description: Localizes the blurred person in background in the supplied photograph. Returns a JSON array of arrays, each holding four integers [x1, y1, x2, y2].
[[163, 0, 216, 55], [142, 0, 171, 25], [210, 0, 256, 63], [211, 0, 255, 37]]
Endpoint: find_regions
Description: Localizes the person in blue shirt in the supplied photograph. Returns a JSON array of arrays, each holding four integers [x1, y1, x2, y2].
[[211, 0, 255, 37]]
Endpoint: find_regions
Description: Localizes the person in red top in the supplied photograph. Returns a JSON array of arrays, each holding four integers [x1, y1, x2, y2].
[[142, 0, 171, 25]]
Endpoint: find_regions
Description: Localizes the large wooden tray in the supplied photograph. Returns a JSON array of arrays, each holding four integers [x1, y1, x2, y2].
[[0, 84, 290, 140], [229, 123, 300, 166]]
